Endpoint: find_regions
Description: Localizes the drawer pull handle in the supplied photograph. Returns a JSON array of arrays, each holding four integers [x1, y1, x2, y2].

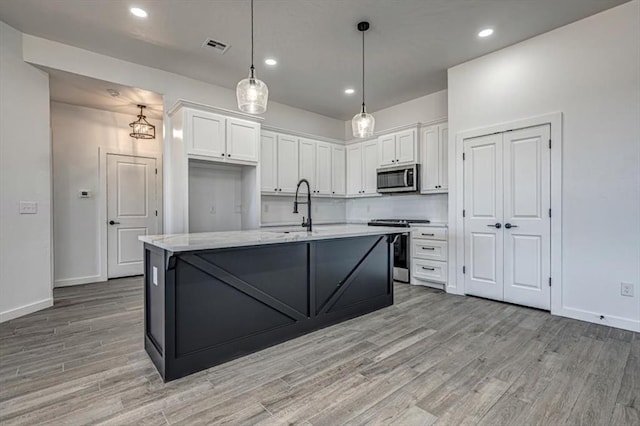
[[421, 247, 435, 250], [421, 266, 435, 271], [421, 233, 435, 236]]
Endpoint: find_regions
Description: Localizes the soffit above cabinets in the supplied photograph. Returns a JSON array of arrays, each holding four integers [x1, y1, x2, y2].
[[0, 0, 627, 119]]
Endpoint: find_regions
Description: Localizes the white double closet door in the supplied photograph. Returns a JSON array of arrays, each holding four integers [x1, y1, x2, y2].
[[463, 125, 551, 310]]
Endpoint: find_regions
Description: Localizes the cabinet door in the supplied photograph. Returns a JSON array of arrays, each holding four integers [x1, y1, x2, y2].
[[378, 135, 396, 167], [277, 135, 299, 193], [396, 129, 417, 165], [187, 110, 226, 158], [260, 132, 278, 193], [346, 144, 363, 196], [315, 142, 332, 195], [439, 124, 449, 190], [331, 145, 346, 196], [226, 118, 259, 162], [362, 140, 379, 195], [298, 139, 316, 192], [422, 126, 440, 191]]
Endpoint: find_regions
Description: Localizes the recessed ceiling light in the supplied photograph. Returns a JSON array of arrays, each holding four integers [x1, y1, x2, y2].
[[344, 88, 355, 95], [130, 7, 148, 18], [264, 58, 277, 66], [478, 28, 494, 38]]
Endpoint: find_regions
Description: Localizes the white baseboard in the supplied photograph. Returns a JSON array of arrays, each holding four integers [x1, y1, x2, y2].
[[555, 306, 640, 333], [54, 275, 102, 288], [0, 298, 53, 323]]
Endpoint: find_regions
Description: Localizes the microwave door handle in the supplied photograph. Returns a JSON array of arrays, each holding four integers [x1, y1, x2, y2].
[[403, 169, 409, 187]]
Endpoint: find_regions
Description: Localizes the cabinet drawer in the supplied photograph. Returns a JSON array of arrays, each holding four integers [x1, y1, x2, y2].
[[412, 259, 447, 283], [412, 239, 447, 261], [412, 227, 447, 241]]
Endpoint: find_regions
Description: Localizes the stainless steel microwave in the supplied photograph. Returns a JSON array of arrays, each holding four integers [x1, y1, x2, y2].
[[376, 164, 419, 193]]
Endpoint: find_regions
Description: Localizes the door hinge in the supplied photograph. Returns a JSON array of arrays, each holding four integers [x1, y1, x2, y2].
[[462, 209, 466, 217], [155, 210, 158, 216], [548, 139, 551, 149], [548, 277, 552, 287], [548, 208, 552, 218], [462, 152, 466, 161], [463, 266, 466, 274]]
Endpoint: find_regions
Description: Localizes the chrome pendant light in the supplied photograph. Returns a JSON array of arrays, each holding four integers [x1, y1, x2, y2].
[[352, 21, 375, 138], [236, 0, 268, 114], [129, 105, 155, 139]]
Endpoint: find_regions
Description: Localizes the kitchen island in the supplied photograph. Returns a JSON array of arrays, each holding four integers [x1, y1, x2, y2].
[[139, 225, 401, 381]]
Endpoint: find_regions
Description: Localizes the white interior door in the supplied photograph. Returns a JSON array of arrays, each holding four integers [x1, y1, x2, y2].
[[503, 125, 551, 310], [464, 134, 504, 301], [107, 154, 158, 278]]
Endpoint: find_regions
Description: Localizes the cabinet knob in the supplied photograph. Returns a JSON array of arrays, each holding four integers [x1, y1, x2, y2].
[[227, 154, 231, 157], [221, 153, 225, 156], [274, 188, 278, 192], [278, 188, 282, 192]]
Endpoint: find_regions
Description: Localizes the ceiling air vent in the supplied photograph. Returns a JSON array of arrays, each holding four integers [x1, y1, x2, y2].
[[202, 38, 230, 54]]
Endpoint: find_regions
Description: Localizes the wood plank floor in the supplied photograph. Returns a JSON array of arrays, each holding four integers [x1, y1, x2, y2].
[[0, 278, 638, 425]]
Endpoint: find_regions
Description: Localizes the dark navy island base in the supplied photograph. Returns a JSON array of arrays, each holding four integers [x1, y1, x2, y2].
[[143, 234, 396, 381]]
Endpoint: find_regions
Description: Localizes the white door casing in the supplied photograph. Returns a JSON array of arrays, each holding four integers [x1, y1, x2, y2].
[[107, 154, 158, 278], [463, 134, 504, 301], [503, 125, 551, 310]]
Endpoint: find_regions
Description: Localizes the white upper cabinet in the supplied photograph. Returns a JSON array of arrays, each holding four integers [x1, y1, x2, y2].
[[316, 142, 332, 195], [226, 118, 259, 162], [346, 140, 379, 196], [331, 145, 346, 196], [299, 138, 317, 190], [277, 135, 299, 193], [378, 128, 417, 167], [260, 132, 299, 194], [421, 123, 448, 193], [362, 141, 379, 194], [183, 107, 259, 165], [187, 109, 226, 159], [396, 129, 417, 164], [347, 144, 363, 196], [379, 135, 397, 167], [260, 131, 278, 193]]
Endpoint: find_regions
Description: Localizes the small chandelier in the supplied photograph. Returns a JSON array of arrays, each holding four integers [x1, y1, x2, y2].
[[129, 105, 155, 140], [352, 21, 375, 138], [236, 0, 268, 114]]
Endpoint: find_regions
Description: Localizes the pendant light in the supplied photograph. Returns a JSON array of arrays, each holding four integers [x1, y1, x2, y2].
[[236, 0, 268, 114], [129, 105, 155, 139], [352, 21, 375, 138]]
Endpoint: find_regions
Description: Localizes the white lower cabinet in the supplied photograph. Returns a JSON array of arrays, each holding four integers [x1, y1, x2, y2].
[[411, 226, 448, 288]]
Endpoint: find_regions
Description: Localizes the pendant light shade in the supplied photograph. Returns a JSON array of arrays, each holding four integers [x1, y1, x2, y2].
[[236, 0, 268, 114], [352, 21, 374, 138], [129, 105, 155, 140]]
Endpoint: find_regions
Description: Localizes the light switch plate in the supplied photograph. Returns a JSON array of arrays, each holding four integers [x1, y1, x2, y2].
[[19, 201, 38, 214], [621, 282, 634, 297]]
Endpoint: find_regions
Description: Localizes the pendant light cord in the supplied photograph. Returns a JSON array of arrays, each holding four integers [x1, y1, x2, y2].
[[250, 0, 255, 77], [361, 29, 365, 113]]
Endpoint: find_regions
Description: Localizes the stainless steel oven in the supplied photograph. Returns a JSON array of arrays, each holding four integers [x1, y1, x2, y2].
[[376, 164, 419, 193], [368, 219, 430, 282]]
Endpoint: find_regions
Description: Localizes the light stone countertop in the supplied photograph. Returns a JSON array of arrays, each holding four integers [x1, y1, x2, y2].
[[139, 224, 403, 253]]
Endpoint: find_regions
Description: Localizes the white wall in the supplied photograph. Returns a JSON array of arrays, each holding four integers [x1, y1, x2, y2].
[[346, 194, 448, 223], [50, 102, 162, 287], [344, 89, 448, 139], [447, 0, 640, 331], [261, 195, 346, 226], [0, 22, 52, 321]]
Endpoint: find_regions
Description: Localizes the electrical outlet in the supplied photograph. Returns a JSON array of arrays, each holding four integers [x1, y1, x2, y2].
[[621, 282, 634, 297], [19, 201, 37, 214]]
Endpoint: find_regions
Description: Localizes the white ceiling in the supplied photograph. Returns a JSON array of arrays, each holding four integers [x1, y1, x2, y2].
[[47, 68, 164, 119], [0, 0, 628, 120]]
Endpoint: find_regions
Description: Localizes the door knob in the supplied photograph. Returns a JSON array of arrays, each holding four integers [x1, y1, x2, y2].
[[109, 220, 120, 225], [487, 223, 502, 229], [505, 223, 518, 229]]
